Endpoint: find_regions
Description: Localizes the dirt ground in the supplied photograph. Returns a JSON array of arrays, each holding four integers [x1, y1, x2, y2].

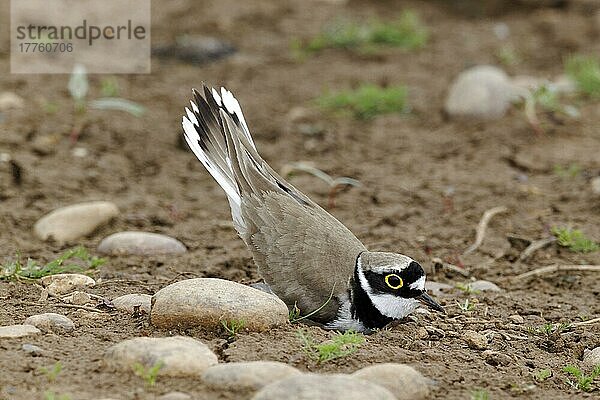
[[1, 0, 600, 399]]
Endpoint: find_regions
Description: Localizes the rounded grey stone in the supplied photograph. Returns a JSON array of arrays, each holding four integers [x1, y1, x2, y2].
[[104, 336, 217, 377], [0, 324, 41, 339], [251, 373, 396, 400], [34, 201, 119, 243], [468, 280, 502, 292], [352, 363, 431, 400], [112, 294, 152, 313], [151, 278, 289, 332], [40, 274, 95, 296], [462, 330, 488, 350], [98, 231, 186, 255], [22, 343, 43, 356], [24, 313, 75, 333], [583, 347, 600, 368], [202, 361, 301, 391]]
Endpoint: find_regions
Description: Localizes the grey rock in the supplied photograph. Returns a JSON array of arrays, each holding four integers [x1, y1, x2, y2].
[[483, 350, 512, 366], [0, 324, 41, 339], [468, 280, 502, 292], [151, 278, 288, 331], [105, 336, 217, 376], [0, 92, 25, 111], [24, 313, 75, 333], [22, 343, 43, 356], [62, 291, 92, 305], [41, 274, 95, 296], [98, 231, 186, 255], [34, 201, 119, 243], [462, 330, 488, 350], [112, 294, 152, 313], [252, 373, 396, 400], [202, 361, 301, 391], [508, 314, 525, 324], [425, 281, 453, 297], [352, 363, 430, 400], [583, 347, 600, 368], [445, 65, 513, 120], [157, 392, 192, 400], [591, 177, 600, 195]]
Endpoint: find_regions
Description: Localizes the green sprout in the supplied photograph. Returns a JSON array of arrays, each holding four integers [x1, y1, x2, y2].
[[456, 298, 476, 312], [565, 55, 600, 98], [553, 164, 582, 179], [534, 368, 552, 382], [316, 84, 409, 120], [100, 76, 120, 97], [528, 322, 572, 337], [0, 246, 105, 281], [471, 389, 490, 400], [496, 45, 520, 67], [39, 361, 62, 383], [297, 329, 364, 363], [456, 283, 481, 295], [44, 392, 71, 400], [552, 227, 599, 253], [132, 361, 163, 387], [563, 365, 600, 392], [220, 319, 246, 339]]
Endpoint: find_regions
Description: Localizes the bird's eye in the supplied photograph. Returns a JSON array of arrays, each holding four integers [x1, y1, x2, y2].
[[384, 274, 403, 289]]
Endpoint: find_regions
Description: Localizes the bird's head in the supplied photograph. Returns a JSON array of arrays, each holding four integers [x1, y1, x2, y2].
[[356, 251, 445, 319]]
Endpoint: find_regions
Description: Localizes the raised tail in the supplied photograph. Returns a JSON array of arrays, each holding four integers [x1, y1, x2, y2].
[[182, 85, 256, 233]]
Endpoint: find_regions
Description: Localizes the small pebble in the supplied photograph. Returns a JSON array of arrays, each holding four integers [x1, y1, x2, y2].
[[508, 315, 525, 324], [591, 177, 600, 195], [22, 343, 43, 356], [352, 363, 431, 400], [468, 280, 502, 292], [0, 92, 25, 111], [583, 347, 600, 368], [425, 281, 453, 297], [483, 350, 512, 366], [0, 324, 41, 339], [462, 330, 488, 350], [445, 65, 513, 120], [157, 392, 192, 400], [202, 361, 301, 391], [24, 313, 75, 333], [34, 201, 119, 243], [97, 231, 186, 255], [252, 373, 396, 400], [105, 336, 218, 376], [41, 274, 95, 296], [112, 294, 152, 313], [62, 291, 92, 305], [151, 278, 289, 331]]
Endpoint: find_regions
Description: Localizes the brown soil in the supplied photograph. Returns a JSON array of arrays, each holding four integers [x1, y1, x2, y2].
[[1, 1, 599, 399]]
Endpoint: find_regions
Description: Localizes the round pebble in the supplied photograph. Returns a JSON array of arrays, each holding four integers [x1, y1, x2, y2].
[[482, 350, 512, 366], [22, 343, 43, 356], [151, 278, 289, 331], [97, 231, 186, 255], [352, 363, 430, 400], [251, 373, 396, 400], [0, 92, 25, 111], [24, 313, 75, 333], [591, 177, 600, 195], [445, 65, 514, 120], [41, 274, 96, 296], [425, 281, 453, 296], [34, 201, 119, 243], [0, 324, 41, 339], [62, 291, 92, 305], [202, 361, 301, 391], [462, 330, 488, 350], [468, 280, 502, 292], [112, 294, 152, 313], [508, 314, 525, 324], [105, 336, 218, 376], [583, 347, 600, 368]]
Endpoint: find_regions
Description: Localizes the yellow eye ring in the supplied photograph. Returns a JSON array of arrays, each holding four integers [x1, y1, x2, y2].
[[385, 274, 403, 289]]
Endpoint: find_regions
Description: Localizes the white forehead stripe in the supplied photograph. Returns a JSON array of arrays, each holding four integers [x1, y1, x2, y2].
[[409, 276, 425, 291]]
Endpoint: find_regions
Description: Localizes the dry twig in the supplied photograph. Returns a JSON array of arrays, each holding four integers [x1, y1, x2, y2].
[[519, 236, 556, 261], [463, 206, 508, 255], [513, 264, 600, 281], [572, 317, 600, 327]]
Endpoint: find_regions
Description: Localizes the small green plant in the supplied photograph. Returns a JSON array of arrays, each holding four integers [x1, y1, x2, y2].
[[100, 76, 120, 97], [316, 84, 409, 120], [496, 45, 520, 67], [565, 55, 600, 98], [471, 389, 490, 400], [563, 364, 600, 392], [0, 246, 105, 281], [44, 392, 71, 400], [534, 368, 552, 382], [553, 163, 582, 179], [132, 361, 163, 387], [528, 322, 572, 337], [39, 361, 62, 383], [455, 283, 480, 295], [297, 329, 364, 363], [456, 298, 475, 312], [552, 227, 599, 253], [220, 319, 246, 339], [294, 11, 427, 57]]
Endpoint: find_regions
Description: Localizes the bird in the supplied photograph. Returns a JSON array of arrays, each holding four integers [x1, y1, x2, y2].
[[181, 85, 445, 333]]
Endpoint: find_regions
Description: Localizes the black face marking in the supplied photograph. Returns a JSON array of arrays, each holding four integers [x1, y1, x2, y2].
[[364, 261, 424, 298], [350, 265, 393, 330]]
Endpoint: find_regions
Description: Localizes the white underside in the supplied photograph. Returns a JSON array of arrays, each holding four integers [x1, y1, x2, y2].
[[324, 300, 368, 333]]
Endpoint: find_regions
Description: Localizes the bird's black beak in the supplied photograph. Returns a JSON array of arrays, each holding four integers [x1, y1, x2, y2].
[[417, 291, 445, 313]]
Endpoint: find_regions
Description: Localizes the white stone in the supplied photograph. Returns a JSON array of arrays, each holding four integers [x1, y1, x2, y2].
[[41, 274, 95, 296], [508, 315, 525, 324], [0, 324, 41, 339], [97, 231, 186, 255], [591, 177, 600, 195], [445, 65, 513, 120], [583, 347, 600, 368], [202, 361, 301, 391], [24, 313, 75, 333], [22, 343, 43, 356], [62, 291, 92, 305], [462, 330, 488, 350], [352, 363, 430, 400], [105, 336, 218, 377], [112, 294, 152, 313], [425, 281, 453, 296], [468, 280, 502, 292], [151, 278, 289, 332], [251, 373, 396, 400], [34, 201, 119, 243], [0, 92, 25, 111]]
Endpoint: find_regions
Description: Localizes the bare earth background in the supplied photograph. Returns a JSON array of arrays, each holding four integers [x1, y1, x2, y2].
[[0, 0, 599, 399]]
